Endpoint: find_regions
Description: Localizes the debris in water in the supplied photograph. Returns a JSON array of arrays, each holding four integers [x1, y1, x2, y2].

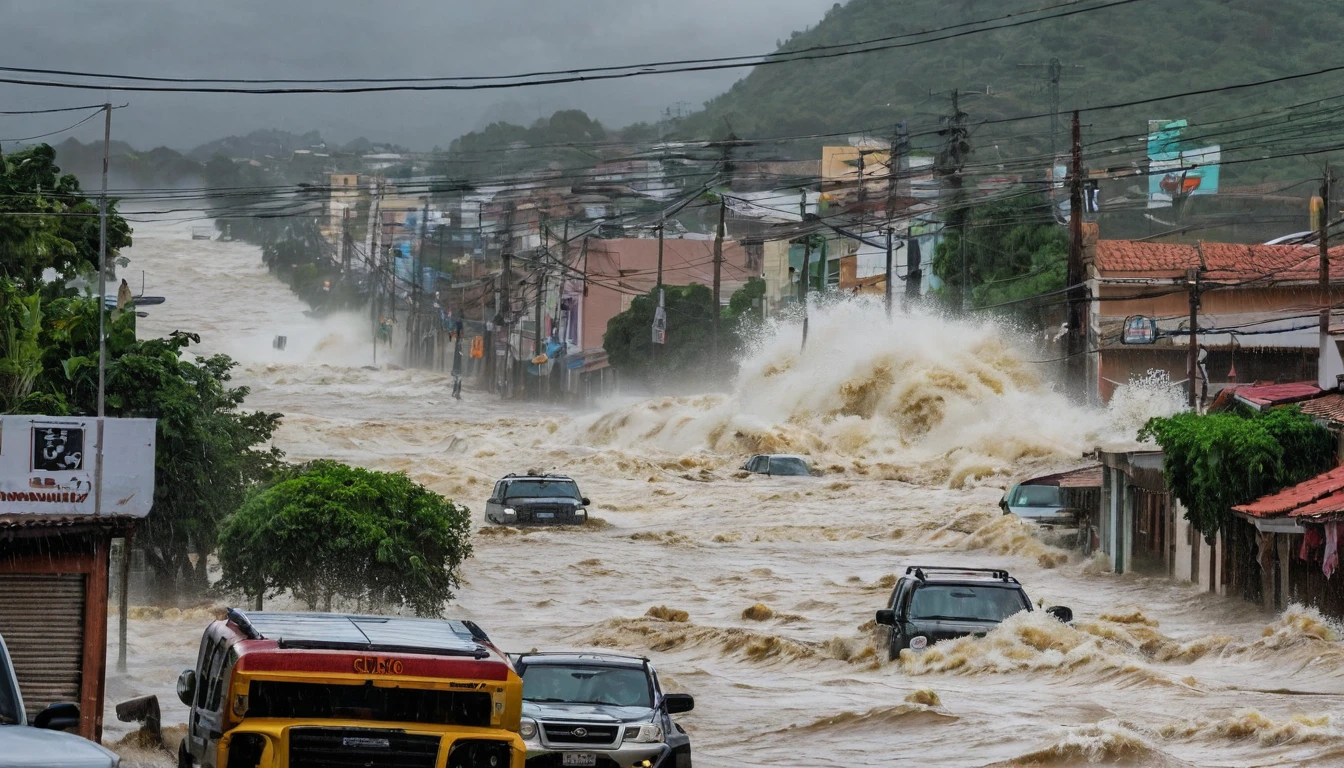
[[645, 606, 690, 623]]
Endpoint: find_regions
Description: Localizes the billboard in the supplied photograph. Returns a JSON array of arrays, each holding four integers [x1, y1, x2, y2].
[[1148, 119, 1220, 208], [0, 416, 155, 518]]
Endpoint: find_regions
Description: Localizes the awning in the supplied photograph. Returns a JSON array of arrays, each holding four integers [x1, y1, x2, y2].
[[1232, 466, 1344, 524], [1019, 464, 1103, 489]]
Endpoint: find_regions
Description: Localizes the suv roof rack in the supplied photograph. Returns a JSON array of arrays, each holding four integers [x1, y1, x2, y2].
[[512, 651, 649, 664], [904, 565, 1016, 583]]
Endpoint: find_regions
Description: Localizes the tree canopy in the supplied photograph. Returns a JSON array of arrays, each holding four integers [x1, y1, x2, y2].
[[218, 461, 474, 616], [605, 278, 765, 385], [1140, 406, 1335, 537], [932, 191, 1066, 313], [0, 144, 132, 290]]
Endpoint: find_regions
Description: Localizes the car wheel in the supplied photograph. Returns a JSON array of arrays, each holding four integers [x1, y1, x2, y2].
[[178, 739, 193, 768]]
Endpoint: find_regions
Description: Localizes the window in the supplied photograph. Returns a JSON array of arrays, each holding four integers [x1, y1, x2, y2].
[[196, 638, 226, 709], [767, 457, 810, 476], [908, 586, 1028, 623], [504, 479, 581, 501], [246, 681, 491, 727], [521, 665, 652, 709], [1010, 485, 1066, 508]]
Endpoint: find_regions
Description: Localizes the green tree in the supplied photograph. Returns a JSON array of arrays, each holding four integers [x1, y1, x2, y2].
[[1140, 407, 1334, 537], [27, 294, 283, 599], [605, 283, 722, 385], [217, 461, 473, 616], [932, 192, 1067, 313], [0, 144, 132, 290]]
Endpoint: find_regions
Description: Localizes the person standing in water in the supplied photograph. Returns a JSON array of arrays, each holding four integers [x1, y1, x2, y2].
[[451, 319, 465, 400]]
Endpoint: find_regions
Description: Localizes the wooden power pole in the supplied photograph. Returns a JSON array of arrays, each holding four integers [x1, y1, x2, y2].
[[1066, 110, 1088, 398], [1321, 164, 1333, 340], [1187, 267, 1201, 408]]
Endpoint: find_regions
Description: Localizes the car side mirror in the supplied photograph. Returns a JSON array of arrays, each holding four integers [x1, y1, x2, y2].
[[1045, 606, 1073, 624], [581, 497, 591, 506], [998, 497, 1009, 513], [875, 609, 897, 626], [664, 693, 694, 715], [34, 702, 79, 731], [177, 669, 197, 707]]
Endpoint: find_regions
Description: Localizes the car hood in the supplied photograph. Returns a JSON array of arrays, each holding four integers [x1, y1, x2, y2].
[[508, 497, 581, 506], [0, 726, 118, 767], [523, 701, 654, 722]]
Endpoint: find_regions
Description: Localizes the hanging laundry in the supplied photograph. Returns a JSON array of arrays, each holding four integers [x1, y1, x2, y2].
[[1324, 522, 1340, 580], [1256, 531, 1275, 575], [1300, 526, 1325, 561]]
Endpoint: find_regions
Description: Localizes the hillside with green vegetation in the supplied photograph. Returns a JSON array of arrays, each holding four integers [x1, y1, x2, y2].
[[681, 0, 1343, 184]]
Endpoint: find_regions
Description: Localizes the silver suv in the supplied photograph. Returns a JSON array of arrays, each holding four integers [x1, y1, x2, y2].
[[512, 652, 693, 768], [0, 633, 119, 767]]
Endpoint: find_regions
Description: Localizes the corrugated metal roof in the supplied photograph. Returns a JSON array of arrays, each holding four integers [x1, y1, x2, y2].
[[1233, 382, 1323, 408], [1020, 464, 1103, 488], [1233, 466, 1344, 520]]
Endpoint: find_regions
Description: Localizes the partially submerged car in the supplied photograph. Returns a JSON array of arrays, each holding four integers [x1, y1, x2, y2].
[[0, 632, 119, 767], [486, 473, 591, 526], [176, 609, 524, 768], [1000, 482, 1076, 526], [740, 454, 811, 477], [513, 652, 693, 768], [875, 566, 1072, 660]]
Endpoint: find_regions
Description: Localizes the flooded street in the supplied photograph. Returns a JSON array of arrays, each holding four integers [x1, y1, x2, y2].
[[108, 223, 1344, 767]]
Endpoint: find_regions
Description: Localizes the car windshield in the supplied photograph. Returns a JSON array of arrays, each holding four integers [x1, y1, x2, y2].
[[505, 479, 581, 500], [522, 664, 651, 708], [768, 457, 810, 476], [0, 656, 20, 725], [908, 585, 1028, 623], [1010, 485, 1065, 508]]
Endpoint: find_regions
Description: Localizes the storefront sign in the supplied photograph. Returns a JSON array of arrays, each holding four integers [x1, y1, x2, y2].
[[0, 416, 155, 517], [1121, 316, 1158, 345]]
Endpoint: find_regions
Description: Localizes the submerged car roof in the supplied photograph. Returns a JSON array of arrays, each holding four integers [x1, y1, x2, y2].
[[228, 610, 489, 657]]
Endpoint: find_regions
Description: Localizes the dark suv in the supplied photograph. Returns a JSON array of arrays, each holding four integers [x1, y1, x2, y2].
[[874, 566, 1072, 660], [486, 473, 591, 526], [512, 652, 693, 768]]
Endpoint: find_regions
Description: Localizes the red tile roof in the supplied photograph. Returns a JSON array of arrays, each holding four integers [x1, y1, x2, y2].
[[1232, 382, 1323, 407], [1298, 393, 1344, 424], [1095, 240, 1344, 281], [1233, 466, 1344, 520]]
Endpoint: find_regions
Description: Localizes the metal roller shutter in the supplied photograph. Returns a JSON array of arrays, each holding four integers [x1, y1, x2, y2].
[[0, 574, 86, 720]]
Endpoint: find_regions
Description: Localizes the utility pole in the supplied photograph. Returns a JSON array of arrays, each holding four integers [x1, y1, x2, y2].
[[1017, 58, 1083, 162], [711, 137, 733, 366], [1066, 111, 1088, 399], [1187, 267, 1201, 408], [368, 182, 383, 366], [416, 199, 429, 319], [799, 190, 812, 349], [500, 252, 512, 397], [937, 90, 970, 311], [653, 216, 665, 367], [711, 193, 726, 364], [1320, 163, 1333, 340], [884, 228, 894, 318], [904, 225, 921, 305]]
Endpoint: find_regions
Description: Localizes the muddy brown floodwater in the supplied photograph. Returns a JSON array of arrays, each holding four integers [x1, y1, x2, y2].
[[104, 221, 1344, 767]]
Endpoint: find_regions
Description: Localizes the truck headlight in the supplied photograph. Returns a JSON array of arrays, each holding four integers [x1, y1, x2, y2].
[[503, 507, 517, 517], [575, 507, 587, 519], [519, 718, 538, 741], [909, 635, 928, 651], [623, 723, 663, 743]]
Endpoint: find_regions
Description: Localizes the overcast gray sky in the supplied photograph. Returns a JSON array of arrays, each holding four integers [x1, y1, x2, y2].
[[1, 0, 837, 152]]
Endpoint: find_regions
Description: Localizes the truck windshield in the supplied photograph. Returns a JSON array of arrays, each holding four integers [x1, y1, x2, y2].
[[505, 479, 581, 500], [522, 665, 651, 708], [0, 657, 19, 724], [245, 681, 492, 727], [1010, 485, 1065, 508], [908, 585, 1029, 623]]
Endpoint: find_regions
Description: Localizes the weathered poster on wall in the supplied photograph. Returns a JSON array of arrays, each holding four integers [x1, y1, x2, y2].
[[0, 416, 155, 517], [1148, 119, 1221, 208]]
